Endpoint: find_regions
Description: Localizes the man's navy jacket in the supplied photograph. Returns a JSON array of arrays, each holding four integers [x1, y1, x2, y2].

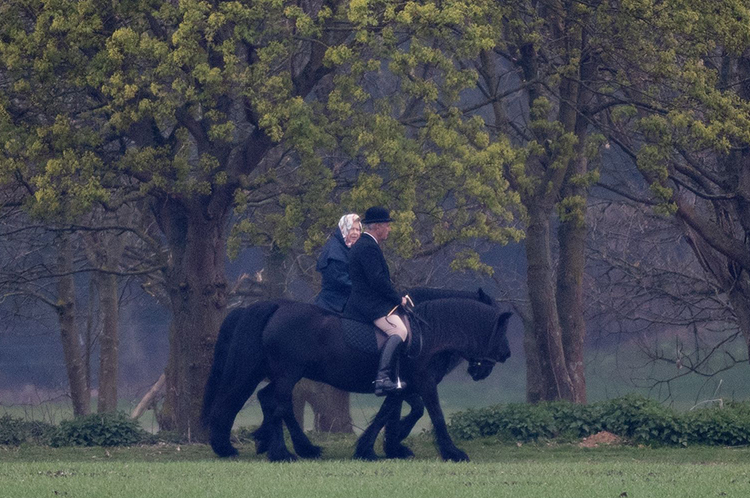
[[343, 233, 401, 323]]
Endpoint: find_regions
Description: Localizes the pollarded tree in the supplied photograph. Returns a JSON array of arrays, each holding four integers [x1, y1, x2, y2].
[[0, 0, 355, 437], [323, 0, 613, 403], [593, 0, 750, 361]]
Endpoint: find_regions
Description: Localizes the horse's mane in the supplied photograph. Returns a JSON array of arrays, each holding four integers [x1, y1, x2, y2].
[[412, 298, 501, 352], [408, 287, 493, 306]]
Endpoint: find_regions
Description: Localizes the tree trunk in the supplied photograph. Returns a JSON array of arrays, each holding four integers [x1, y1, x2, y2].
[[156, 196, 229, 440], [525, 204, 576, 401], [557, 206, 587, 404], [728, 280, 750, 360], [556, 116, 591, 405], [292, 379, 353, 433], [518, 305, 544, 404], [96, 271, 119, 413], [56, 233, 90, 417], [131, 373, 166, 419]]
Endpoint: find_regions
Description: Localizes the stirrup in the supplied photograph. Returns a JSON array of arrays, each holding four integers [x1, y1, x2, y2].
[[374, 376, 407, 396]]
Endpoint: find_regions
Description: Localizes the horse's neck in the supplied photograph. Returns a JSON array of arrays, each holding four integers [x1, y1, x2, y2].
[[410, 288, 476, 302], [418, 313, 492, 358]]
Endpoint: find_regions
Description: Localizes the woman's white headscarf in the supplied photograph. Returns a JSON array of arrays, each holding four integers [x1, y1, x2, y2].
[[338, 213, 361, 240]]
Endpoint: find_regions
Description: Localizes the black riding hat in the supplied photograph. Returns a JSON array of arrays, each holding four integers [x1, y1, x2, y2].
[[362, 206, 393, 224]]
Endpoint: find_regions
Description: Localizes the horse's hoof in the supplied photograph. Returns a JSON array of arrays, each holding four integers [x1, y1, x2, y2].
[[384, 444, 414, 459], [296, 445, 323, 459], [441, 448, 470, 462], [211, 442, 239, 458], [268, 450, 298, 463], [353, 450, 379, 461]]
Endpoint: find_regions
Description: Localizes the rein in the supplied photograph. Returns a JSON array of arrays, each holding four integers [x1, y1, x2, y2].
[[402, 303, 426, 360]]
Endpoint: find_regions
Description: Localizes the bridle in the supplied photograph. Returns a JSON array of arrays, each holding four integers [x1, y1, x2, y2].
[[468, 358, 497, 369]]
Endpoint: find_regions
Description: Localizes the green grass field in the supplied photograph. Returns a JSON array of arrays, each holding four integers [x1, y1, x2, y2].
[[2, 437, 750, 498]]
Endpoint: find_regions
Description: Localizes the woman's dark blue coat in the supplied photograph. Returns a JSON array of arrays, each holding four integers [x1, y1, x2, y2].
[[314, 229, 352, 313]]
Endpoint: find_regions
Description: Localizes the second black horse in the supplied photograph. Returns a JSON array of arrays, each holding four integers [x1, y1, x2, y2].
[[201, 297, 511, 462]]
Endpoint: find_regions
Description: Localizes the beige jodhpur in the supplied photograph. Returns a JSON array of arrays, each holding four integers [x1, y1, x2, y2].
[[373, 314, 409, 341]]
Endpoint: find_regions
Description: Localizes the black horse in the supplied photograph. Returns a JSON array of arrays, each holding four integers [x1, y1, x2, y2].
[[202, 295, 511, 462], [221, 287, 499, 461]]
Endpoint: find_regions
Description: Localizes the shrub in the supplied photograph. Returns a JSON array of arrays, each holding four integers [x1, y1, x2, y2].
[[449, 395, 750, 447], [450, 406, 506, 440], [0, 414, 56, 446], [598, 394, 685, 446], [49, 412, 147, 447], [682, 402, 750, 446], [544, 401, 603, 439]]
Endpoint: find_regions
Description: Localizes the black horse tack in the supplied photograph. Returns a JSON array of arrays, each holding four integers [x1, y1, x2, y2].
[[341, 318, 380, 354], [201, 292, 511, 462]]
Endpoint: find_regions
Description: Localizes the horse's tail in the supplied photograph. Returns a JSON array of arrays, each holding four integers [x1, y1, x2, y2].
[[201, 301, 280, 428]]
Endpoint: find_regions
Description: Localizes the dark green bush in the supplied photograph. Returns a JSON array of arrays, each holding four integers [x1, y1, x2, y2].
[[49, 412, 148, 447], [544, 401, 603, 439], [682, 402, 750, 446], [0, 414, 56, 446], [598, 394, 685, 446], [450, 402, 599, 442], [449, 395, 750, 447]]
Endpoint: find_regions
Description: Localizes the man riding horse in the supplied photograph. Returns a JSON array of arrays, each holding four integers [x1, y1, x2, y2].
[[344, 206, 408, 396]]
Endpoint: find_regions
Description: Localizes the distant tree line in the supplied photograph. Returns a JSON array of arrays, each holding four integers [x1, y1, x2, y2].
[[1, 0, 749, 439]]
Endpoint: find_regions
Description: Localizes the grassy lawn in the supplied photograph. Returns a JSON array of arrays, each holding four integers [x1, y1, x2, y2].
[[3, 436, 750, 498]]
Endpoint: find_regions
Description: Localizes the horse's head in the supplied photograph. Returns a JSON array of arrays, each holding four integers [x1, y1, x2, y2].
[[491, 312, 512, 362], [467, 359, 495, 381], [466, 311, 512, 381]]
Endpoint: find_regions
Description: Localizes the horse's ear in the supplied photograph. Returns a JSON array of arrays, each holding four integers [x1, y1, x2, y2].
[[477, 287, 495, 306], [496, 312, 512, 330]]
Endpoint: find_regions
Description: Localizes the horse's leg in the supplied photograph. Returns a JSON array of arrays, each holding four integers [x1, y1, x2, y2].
[[382, 398, 409, 459], [207, 369, 267, 458], [398, 393, 425, 440], [282, 396, 322, 459], [256, 380, 323, 458], [383, 393, 423, 459], [265, 375, 302, 462], [419, 381, 469, 462], [252, 383, 275, 454], [353, 394, 401, 460]]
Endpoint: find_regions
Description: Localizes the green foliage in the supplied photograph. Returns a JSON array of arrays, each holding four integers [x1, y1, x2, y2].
[[682, 402, 750, 447], [49, 412, 148, 447], [0, 415, 56, 446], [450, 395, 750, 447], [597, 395, 684, 446], [450, 401, 602, 442]]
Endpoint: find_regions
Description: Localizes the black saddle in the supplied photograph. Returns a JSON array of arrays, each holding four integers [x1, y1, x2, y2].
[[341, 318, 381, 355], [340, 312, 424, 357]]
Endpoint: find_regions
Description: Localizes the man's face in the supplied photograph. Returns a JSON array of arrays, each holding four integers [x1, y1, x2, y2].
[[372, 222, 391, 241]]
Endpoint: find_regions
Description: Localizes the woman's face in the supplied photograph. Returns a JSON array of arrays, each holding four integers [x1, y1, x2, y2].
[[345, 222, 362, 247]]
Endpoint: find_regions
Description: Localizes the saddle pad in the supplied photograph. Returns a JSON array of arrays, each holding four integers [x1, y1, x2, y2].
[[341, 318, 381, 355]]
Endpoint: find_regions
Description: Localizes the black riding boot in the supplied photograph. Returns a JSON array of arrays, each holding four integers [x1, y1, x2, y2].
[[374, 335, 407, 396]]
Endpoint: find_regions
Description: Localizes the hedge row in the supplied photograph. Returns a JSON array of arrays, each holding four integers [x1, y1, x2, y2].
[[449, 394, 750, 446], [0, 412, 149, 447], [4, 394, 750, 447]]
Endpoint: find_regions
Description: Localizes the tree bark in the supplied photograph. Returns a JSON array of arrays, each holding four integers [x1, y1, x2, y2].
[[155, 195, 230, 440], [56, 233, 90, 417], [293, 379, 353, 433], [131, 373, 166, 419], [557, 204, 587, 404], [526, 204, 576, 401], [96, 271, 120, 413]]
